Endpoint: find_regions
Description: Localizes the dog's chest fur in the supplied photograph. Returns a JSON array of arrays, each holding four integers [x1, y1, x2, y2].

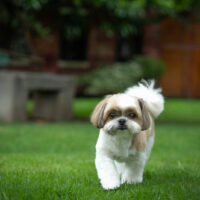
[[96, 129, 146, 162]]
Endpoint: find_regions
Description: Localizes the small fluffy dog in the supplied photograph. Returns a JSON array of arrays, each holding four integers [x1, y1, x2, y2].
[[91, 80, 164, 190]]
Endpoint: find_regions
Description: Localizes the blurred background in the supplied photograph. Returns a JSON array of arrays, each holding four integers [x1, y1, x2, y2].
[[0, 0, 200, 122], [0, 1, 200, 199]]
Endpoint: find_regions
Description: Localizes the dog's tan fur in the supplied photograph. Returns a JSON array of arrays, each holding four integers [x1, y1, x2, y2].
[[91, 94, 153, 152], [131, 116, 154, 152], [92, 80, 164, 190]]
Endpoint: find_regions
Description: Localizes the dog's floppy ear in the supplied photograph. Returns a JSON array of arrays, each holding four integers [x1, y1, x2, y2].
[[138, 99, 150, 131], [90, 95, 111, 128]]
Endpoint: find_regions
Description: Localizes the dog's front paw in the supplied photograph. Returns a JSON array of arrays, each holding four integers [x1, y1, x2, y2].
[[121, 174, 143, 184], [101, 179, 120, 190]]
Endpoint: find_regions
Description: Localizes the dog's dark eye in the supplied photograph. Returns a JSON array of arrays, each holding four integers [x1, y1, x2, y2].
[[128, 113, 136, 118], [109, 112, 117, 118]]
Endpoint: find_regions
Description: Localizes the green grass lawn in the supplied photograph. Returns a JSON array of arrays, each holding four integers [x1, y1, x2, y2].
[[1, 98, 200, 199]]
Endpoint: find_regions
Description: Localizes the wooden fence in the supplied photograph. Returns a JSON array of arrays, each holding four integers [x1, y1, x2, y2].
[[144, 19, 200, 98]]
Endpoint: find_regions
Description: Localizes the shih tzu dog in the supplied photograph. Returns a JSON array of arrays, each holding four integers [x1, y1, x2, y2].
[[91, 80, 164, 190]]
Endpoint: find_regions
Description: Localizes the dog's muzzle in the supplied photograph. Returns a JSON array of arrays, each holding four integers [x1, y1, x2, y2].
[[118, 119, 127, 130]]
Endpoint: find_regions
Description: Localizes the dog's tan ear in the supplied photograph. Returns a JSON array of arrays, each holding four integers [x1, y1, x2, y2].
[[90, 95, 111, 128], [138, 99, 150, 131]]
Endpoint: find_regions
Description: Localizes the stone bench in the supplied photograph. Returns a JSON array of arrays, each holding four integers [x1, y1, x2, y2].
[[0, 71, 76, 122]]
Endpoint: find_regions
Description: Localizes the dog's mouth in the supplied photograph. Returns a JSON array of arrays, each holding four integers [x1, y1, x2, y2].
[[118, 125, 128, 130]]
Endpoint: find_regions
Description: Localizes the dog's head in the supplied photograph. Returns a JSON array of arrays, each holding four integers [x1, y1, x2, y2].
[[90, 94, 150, 135]]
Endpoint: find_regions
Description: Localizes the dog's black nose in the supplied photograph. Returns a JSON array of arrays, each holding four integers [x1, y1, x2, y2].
[[118, 119, 126, 125]]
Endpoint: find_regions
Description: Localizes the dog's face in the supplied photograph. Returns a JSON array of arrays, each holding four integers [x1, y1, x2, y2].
[[91, 94, 150, 135]]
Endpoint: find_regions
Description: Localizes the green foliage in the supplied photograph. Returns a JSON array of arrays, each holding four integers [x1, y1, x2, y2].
[[149, 0, 198, 15], [79, 56, 165, 96], [79, 62, 142, 96], [0, 0, 199, 38], [134, 55, 165, 80]]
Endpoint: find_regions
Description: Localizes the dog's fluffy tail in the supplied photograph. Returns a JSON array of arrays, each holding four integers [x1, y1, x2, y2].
[[125, 80, 164, 118]]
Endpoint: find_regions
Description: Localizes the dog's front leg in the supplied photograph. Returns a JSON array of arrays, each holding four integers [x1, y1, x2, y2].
[[121, 152, 146, 184], [95, 151, 120, 190]]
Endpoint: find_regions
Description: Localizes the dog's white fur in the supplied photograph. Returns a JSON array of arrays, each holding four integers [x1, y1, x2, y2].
[[91, 80, 164, 190], [125, 80, 164, 118]]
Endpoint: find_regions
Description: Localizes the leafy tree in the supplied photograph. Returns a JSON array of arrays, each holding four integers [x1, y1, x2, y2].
[[0, 0, 199, 37]]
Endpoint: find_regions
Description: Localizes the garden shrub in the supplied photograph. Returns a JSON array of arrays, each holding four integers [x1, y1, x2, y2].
[[78, 56, 165, 96], [134, 55, 165, 80]]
